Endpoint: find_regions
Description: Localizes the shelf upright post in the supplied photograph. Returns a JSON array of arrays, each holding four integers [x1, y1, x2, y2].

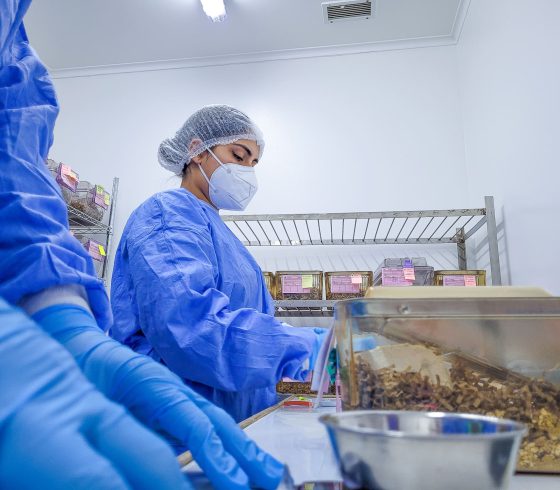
[[485, 196, 502, 285], [456, 227, 467, 270], [101, 177, 119, 281]]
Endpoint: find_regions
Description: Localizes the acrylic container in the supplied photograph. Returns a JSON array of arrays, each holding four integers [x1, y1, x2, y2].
[[70, 181, 110, 223], [274, 271, 323, 301], [374, 258, 434, 287], [325, 271, 373, 300], [46, 159, 79, 204], [434, 270, 487, 287], [76, 235, 106, 277], [333, 296, 560, 473]]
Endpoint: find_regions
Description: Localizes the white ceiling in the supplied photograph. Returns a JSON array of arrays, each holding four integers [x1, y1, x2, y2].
[[26, 0, 467, 75]]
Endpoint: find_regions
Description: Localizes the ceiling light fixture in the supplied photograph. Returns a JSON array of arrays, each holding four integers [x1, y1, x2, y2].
[[200, 0, 226, 22]]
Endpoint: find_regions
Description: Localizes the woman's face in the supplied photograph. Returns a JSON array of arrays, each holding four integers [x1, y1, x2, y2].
[[196, 139, 260, 178], [185, 139, 260, 207]]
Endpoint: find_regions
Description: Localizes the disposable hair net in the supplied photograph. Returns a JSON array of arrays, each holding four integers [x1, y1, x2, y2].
[[158, 105, 265, 174]]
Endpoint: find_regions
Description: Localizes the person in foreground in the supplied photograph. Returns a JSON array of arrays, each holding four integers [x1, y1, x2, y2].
[[0, 1, 286, 488]]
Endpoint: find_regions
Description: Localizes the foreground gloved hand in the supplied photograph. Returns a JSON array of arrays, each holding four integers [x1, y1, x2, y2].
[[0, 299, 189, 490], [34, 304, 286, 490]]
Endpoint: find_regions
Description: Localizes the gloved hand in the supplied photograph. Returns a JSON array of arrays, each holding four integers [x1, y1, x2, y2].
[[0, 299, 190, 490], [34, 304, 286, 490], [308, 327, 330, 370]]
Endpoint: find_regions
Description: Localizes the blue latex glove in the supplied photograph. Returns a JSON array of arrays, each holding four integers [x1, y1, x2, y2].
[[34, 304, 286, 490], [0, 299, 190, 490], [308, 328, 329, 370]]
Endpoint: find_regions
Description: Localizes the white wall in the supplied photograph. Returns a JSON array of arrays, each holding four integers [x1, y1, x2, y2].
[[48, 45, 467, 286], [457, 0, 560, 294]]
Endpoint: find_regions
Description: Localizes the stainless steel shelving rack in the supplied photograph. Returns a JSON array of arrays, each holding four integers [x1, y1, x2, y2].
[[223, 196, 501, 317], [68, 177, 119, 282]]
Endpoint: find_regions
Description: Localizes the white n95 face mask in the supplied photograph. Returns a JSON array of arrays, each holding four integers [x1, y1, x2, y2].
[[197, 148, 258, 211]]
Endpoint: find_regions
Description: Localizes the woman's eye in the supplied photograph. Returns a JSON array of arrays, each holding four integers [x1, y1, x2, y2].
[[233, 153, 243, 162]]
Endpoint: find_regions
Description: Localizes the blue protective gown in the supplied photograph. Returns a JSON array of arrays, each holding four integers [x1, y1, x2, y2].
[[0, 6, 111, 329], [110, 188, 315, 422]]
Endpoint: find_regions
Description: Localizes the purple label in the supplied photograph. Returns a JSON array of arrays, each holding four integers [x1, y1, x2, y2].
[[281, 275, 311, 294], [330, 275, 360, 293], [85, 240, 103, 262], [381, 268, 413, 286]]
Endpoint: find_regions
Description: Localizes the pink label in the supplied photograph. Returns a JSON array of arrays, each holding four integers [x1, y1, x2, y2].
[[403, 267, 416, 281], [281, 275, 311, 294], [464, 275, 477, 287], [381, 268, 413, 286], [330, 275, 360, 294], [57, 164, 79, 191], [351, 274, 363, 284]]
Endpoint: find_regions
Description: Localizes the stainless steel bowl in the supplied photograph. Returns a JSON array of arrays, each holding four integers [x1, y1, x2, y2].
[[319, 411, 526, 490]]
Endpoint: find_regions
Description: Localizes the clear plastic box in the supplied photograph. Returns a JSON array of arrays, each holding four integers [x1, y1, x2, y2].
[[274, 271, 323, 300], [435, 270, 487, 287], [334, 296, 560, 473], [374, 258, 434, 286], [325, 271, 373, 300], [70, 181, 110, 223], [75, 235, 106, 277], [46, 159, 79, 204]]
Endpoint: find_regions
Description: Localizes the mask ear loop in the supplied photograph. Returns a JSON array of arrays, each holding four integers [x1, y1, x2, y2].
[[207, 148, 232, 174], [197, 161, 212, 186]]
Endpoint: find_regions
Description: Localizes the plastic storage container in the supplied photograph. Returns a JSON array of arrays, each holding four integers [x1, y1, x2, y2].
[[325, 271, 373, 300], [374, 257, 434, 286], [70, 181, 110, 223], [262, 272, 276, 299], [274, 271, 323, 300], [334, 296, 560, 473], [75, 235, 106, 277], [435, 270, 487, 287], [46, 159, 79, 204]]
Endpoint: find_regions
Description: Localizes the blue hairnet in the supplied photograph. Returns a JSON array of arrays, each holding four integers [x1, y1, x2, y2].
[[158, 105, 265, 175]]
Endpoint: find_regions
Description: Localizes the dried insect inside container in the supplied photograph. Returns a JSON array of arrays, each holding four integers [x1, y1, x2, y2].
[[434, 270, 487, 287], [325, 271, 373, 300], [262, 272, 276, 299], [274, 271, 323, 301], [334, 294, 560, 473]]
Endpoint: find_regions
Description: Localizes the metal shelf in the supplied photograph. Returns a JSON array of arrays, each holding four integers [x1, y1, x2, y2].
[[68, 177, 119, 282], [224, 196, 501, 285], [275, 300, 336, 318], [224, 208, 486, 246], [68, 206, 110, 233], [225, 197, 502, 318]]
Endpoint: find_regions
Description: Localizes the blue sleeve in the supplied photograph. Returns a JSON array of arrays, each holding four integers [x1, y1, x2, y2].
[[121, 197, 315, 392], [0, 12, 111, 328]]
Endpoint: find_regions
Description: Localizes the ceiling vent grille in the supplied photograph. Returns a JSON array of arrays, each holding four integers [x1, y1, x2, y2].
[[322, 0, 373, 24]]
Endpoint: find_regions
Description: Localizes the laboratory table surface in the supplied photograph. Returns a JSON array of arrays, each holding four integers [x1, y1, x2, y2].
[[185, 401, 560, 489]]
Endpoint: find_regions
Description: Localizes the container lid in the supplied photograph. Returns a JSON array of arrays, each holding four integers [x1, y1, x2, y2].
[[364, 286, 550, 299], [380, 257, 428, 268], [434, 270, 486, 275], [276, 271, 323, 275], [326, 271, 372, 276]]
